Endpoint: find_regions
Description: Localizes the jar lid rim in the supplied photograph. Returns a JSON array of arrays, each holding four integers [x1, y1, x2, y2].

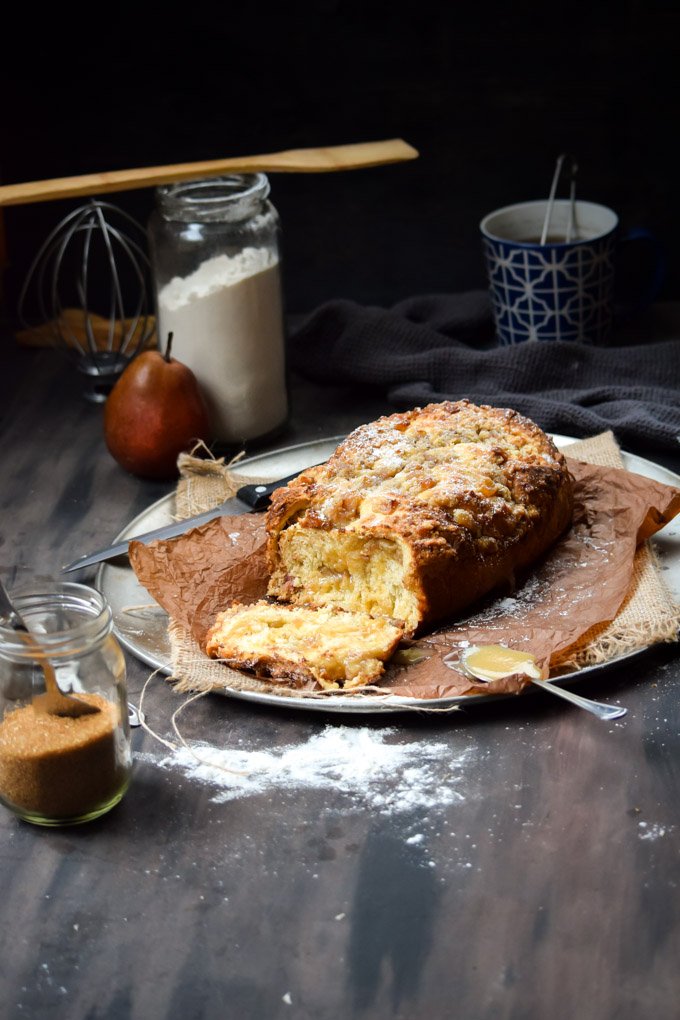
[[156, 173, 270, 205], [0, 583, 112, 658]]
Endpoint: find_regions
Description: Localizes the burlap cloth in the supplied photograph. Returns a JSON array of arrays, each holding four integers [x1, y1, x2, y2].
[[160, 433, 680, 700]]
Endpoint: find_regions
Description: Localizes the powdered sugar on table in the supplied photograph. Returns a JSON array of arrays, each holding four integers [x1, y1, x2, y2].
[[136, 725, 472, 815]]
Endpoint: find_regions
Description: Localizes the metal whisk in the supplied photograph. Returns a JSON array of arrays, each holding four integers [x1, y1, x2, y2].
[[18, 200, 155, 402]]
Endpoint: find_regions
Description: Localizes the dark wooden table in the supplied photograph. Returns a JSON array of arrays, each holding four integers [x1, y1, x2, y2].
[[1, 342, 679, 1020]]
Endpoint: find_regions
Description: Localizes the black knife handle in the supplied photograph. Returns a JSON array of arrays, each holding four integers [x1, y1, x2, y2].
[[236, 468, 310, 511]]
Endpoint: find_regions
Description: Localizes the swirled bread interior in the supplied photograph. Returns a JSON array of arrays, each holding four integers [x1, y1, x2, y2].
[[205, 602, 403, 690], [266, 400, 573, 634]]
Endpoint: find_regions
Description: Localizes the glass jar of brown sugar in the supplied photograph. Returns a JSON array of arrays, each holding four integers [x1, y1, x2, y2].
[[0, 582, 132, 826]]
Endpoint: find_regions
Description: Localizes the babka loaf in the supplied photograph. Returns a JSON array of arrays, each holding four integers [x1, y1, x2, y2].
[[266, 400, 574, 634], [205, 602, 404, 689]]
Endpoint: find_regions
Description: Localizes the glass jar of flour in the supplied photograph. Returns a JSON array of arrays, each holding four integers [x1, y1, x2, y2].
[[148, 174, 288, 445]]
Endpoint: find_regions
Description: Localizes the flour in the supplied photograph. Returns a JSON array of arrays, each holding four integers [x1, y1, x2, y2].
[[638, 821, 671, 841], [157, 247, 287, 443], [136, 725, 470, 815]]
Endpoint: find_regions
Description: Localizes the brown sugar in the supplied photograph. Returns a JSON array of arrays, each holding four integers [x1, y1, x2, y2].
[[0, 693, 129, 823]]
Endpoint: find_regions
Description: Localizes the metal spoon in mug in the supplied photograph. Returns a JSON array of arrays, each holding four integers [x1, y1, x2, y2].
[[540, 153, 579, 244], [457, 644, 627, 721], [564, 158, 579, 242], [540, 153, 566, 245], [0, 578, 100, 718]]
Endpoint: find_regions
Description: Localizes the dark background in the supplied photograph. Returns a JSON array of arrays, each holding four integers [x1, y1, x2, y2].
[[2, 0, 679, 322]]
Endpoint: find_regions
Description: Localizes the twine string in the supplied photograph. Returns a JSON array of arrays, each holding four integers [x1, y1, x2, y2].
[[136, 668, 249, 776]]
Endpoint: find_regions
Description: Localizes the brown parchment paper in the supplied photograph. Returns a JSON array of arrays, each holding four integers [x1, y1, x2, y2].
[[129, 435, 680, 701]]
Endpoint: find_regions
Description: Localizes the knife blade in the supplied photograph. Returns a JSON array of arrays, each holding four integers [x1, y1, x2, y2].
[[61, 469, 305, 574]]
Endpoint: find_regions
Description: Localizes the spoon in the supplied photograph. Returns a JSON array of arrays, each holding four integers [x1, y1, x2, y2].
[[0, 579, 100, 718], [0, 138, 419, 207], [457, 644, 627, 722], [540, 152, 579, 245], [564, 159, 579, 242], [520, 677, 626, 721]]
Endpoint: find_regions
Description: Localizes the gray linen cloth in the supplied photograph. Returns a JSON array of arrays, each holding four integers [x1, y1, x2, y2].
[[288, 292, 680, 451]]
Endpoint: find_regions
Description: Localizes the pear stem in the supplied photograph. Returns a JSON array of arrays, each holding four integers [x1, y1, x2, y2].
[[164, 331, 174, 362]]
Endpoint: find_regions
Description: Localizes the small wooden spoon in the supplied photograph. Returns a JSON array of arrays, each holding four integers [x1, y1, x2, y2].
[[0, 137, 418, 207], [0, 579, 99, 718]]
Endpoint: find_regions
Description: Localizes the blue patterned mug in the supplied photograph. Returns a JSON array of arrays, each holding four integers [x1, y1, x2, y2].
[[480, 199, 658, 345]]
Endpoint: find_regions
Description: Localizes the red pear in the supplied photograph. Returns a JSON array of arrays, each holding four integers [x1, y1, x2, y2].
[[104, 332, 211, 480]]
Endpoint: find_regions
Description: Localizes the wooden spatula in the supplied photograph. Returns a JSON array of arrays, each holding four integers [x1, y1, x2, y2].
[[0, 138, 418, 207]]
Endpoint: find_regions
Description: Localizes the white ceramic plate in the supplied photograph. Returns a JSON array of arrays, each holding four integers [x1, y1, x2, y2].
[[97, 435, 680, 714]]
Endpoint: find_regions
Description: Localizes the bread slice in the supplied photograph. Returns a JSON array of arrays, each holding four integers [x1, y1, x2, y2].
[[205, 601, 404, 689], [266, 400, 573, 633]]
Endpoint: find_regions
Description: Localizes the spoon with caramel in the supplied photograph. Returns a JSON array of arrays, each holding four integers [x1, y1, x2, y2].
[[0, 579, 99, 718], [459, 644, 626, 721]]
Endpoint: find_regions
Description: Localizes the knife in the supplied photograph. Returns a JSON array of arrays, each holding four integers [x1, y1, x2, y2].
[[61, 469, 305, 574]]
